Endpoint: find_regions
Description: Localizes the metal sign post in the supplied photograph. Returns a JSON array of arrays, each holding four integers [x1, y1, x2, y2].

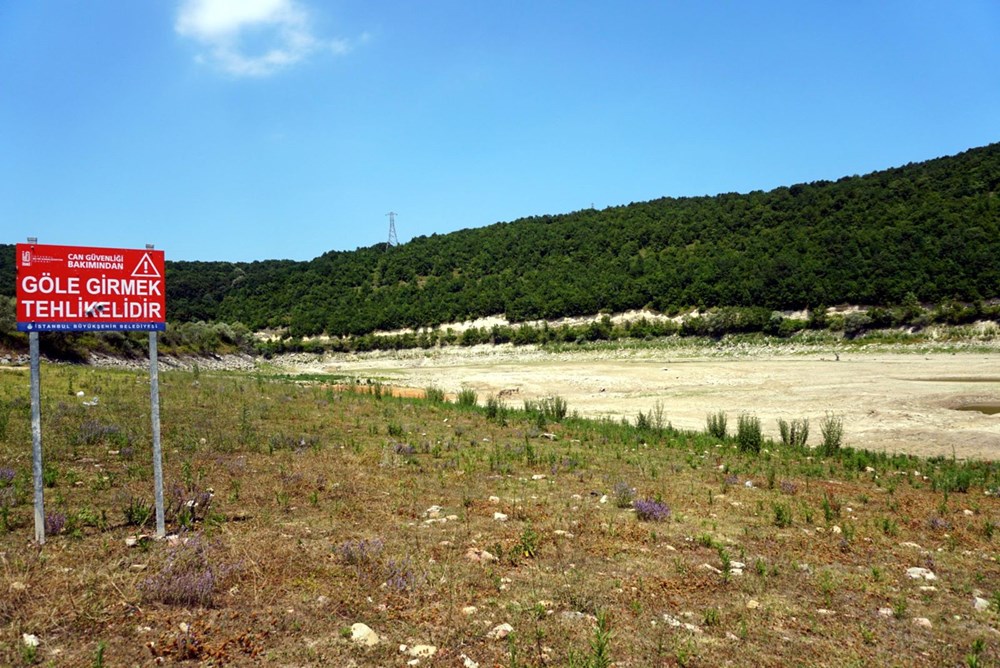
[[23, 237, 46, 545], [29, 329, 45, 545], [147, 245, 165, 539], [149, 331, 165, 537]]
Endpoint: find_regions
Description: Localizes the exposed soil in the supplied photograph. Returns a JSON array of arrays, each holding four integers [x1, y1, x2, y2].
[[281, 343, 1000, 460]]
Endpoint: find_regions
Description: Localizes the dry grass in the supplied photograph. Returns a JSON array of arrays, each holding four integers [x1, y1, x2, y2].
[[0, 365, 998, 666]]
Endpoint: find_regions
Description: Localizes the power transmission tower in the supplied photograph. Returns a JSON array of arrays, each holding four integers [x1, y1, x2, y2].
[[386, 211, 399, 248]]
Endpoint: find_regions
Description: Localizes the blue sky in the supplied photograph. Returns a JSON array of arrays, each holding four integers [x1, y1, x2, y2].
[[2, 1, 998, 262]]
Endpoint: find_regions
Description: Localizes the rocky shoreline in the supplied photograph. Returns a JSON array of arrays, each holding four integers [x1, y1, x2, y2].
[[0, 352, 259, 372]]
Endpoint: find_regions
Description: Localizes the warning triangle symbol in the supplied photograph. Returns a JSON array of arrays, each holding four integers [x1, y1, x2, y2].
[[132, 253, 161, 278]]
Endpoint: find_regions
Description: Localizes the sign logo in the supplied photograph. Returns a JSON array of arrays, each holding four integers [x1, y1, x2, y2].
[[21, 249, 31, 267]]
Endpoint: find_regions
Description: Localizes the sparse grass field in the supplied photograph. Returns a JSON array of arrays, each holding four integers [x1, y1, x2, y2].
[[0, 364, 998, 666]]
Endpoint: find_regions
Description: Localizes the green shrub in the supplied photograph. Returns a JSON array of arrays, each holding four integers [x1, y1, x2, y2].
[[545, 395, 568, 421], [777, 417, 809, 448], [524, 396, 569, 425], [736, 414, 762, 454], [0, 399, 9, 439], [485, 394, 508, 425], [456, 387, 478, 407], [820, 413, 844, 455], [773, 502, 792, 528], [706, 411, 728, 439], [423, 386, 445, 403]]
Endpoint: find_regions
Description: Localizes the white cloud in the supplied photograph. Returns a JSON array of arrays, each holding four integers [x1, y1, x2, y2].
[[175, 0, 358, 77]]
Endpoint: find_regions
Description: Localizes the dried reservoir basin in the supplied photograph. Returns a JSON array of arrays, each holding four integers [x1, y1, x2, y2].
[[300, 346, 1000, 461]]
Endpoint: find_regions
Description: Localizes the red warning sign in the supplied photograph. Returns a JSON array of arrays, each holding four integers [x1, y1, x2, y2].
[[16, 243, 166, 332]]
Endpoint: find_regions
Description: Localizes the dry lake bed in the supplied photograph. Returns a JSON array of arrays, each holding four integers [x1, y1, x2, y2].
[[286, 342, 1000, 460]]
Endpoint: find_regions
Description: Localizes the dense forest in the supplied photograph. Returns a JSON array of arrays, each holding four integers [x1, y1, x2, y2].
[[2, 142, 999, 338]]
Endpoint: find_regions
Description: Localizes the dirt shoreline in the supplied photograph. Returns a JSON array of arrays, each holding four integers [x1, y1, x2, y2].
[[276, 342, 1000, 461]]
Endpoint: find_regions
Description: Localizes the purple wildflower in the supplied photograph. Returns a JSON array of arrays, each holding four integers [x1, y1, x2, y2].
[[633, 498, 671, 522], [139, 534, 236, 607], [393, 443, 416, 456], [780, 480, 799, 495], [336, 538, 384, 565], [927, 516, 952, 531], [385, 558, 421, 592], [612, 481, 636, 508], [45, 512, 66, 535]]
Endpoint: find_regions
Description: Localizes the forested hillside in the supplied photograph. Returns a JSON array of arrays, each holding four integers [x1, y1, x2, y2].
[[3, 142, 999, 337]]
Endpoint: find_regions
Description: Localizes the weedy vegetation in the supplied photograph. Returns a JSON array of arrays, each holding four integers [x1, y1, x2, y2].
[[0, 364, 998, 666]]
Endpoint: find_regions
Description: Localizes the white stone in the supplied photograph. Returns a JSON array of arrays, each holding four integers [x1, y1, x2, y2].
[[906, 567, 937, 581], [599, 495, 608, 504], [746, 600, 760, 610], [461, 654, 480, 668], [462, 606, 478, 616], [465, 548, 497, 563], [487, 623, 514, 640], [974, 596, 990, 612], [900, 541, 923, 550], [912, 617, 932, 629], [22, 633, 39, 648], [350, 623, 379, 647], [488, 496, 500, 503], [408, 645, 437, 658], [877, 607, 894, 618], [493, 512, 508, 522], [424, 505, 442, 518], [831, 525, 842, 534], [662, 613, 702, 633], [531, 474, 547, 480]]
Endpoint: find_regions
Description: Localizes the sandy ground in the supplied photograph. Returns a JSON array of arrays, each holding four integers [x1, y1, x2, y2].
[[278, 342, 1000, 461]]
